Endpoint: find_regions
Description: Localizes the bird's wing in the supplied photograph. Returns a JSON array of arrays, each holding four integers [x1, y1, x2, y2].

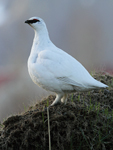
[[56, 76, 83, 87], [37, 48, 93, 87]]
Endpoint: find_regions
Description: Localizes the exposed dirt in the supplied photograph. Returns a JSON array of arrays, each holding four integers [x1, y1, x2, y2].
[[0, 72, 113, 150]]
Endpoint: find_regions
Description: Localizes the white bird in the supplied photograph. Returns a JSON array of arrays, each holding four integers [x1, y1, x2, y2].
[[25, 17, 108, 106]]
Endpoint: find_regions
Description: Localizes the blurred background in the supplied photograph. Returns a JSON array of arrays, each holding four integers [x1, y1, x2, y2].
[[0, 0, 113, 121]]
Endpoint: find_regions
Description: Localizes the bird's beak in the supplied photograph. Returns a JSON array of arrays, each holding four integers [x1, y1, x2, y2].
[[25, 20, 30, 24]]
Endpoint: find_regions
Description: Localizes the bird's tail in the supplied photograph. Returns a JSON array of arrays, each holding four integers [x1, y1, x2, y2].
[[88, 78, 108, 89]]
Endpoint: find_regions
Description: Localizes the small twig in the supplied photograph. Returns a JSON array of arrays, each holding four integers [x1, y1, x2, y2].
[[47, 107, 51, 150]]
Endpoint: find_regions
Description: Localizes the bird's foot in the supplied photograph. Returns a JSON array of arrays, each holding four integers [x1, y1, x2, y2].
[[50, 101, 61, 106], [61, 95, 67, 105]]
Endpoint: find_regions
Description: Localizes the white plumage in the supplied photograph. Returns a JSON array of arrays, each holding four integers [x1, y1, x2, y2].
[[25, 17, 108, 106]]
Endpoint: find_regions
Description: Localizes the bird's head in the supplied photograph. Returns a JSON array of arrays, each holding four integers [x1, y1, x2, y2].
[[25, 17, 46, 31]]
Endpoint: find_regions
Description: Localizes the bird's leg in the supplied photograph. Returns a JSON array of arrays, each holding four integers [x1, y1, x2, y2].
[[51, 94, 63, 106], [61, 94, 68, 104]]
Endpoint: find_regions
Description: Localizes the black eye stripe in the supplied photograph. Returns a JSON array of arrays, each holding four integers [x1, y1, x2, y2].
[[25, 19, 40, 24], [30, 19, 40, 23]]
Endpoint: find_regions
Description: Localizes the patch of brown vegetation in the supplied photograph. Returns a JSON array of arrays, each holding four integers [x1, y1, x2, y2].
[[0, 73, 113, 150]]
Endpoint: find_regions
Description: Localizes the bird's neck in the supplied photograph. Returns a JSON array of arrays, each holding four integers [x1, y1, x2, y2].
[[32, 29, 51, 52], [29, 28, 53, 64]]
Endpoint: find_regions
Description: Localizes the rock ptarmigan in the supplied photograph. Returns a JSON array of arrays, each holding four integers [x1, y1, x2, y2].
[[25, 17, 108, 106]]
